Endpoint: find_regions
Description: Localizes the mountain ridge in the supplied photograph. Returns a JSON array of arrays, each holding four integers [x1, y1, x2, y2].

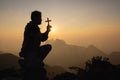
[[0, 39, 120, 69], [45, 39, 107, 67]]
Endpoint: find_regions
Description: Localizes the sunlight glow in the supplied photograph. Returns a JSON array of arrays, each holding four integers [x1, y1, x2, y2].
[[51, 27, 56, 33]]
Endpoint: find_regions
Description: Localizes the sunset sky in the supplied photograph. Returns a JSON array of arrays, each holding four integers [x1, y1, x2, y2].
[[0, 0, 120, 54]]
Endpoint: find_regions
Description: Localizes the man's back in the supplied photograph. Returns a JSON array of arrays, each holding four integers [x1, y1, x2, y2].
[[22, 21, 41, 52]]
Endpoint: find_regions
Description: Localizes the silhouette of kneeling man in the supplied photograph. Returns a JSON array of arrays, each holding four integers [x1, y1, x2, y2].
[[19, 11, 52, 80]]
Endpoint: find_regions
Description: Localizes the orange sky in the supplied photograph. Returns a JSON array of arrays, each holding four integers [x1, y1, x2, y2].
[[0, 0, 120, 54]]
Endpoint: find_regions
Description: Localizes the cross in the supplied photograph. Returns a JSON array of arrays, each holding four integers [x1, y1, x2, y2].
[[45, 18, 52, 26]]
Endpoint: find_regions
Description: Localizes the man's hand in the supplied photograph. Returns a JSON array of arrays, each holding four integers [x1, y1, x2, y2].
[[47, 25, 52, 32]]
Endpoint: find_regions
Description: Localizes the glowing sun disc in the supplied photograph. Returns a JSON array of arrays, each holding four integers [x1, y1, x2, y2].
[[51, 27, 56, 32]]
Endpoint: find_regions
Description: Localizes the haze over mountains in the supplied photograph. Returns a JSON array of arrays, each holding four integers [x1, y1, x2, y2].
[[45, 39, 120, 67], [0, 39, 120, 69]]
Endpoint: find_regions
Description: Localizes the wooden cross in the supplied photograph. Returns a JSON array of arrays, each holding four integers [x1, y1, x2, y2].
[[45, 18, 51, 26]]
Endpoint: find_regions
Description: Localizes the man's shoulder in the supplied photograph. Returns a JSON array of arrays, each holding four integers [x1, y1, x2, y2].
[[26, 21, 33, 27], [25, 22, 40, 32], [25, 22, 35, 30]]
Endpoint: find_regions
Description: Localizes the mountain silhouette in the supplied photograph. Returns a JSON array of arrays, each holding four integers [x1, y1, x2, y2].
[[0, 52, 66, 80], [45, 65, 66, 80], [45, 39, 107, 68], [0, 52, 20, 70], [108, 52, 120, 65]]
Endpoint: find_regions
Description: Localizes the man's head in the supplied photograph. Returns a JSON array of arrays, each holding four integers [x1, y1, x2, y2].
[[31, 11, 42, 25]]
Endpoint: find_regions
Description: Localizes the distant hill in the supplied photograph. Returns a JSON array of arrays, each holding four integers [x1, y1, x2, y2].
[[0, 52, 66, 79], [0, 52, 20, 70], [45, 65, 66, 80], [108, 52, 120, 65], [45, 39, 107, 68], [0, 39, 120, 70]]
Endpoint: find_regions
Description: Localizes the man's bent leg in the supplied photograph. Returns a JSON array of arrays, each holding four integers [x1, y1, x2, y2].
[[38, 44, 52, 61]]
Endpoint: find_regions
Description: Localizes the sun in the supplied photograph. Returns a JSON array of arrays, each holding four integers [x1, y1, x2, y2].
[[51, 27, 56, 33]]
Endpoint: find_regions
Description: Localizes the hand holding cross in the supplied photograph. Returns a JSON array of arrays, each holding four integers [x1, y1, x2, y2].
[[45, 18, 52, 32], [45, 18, 51, 26]]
